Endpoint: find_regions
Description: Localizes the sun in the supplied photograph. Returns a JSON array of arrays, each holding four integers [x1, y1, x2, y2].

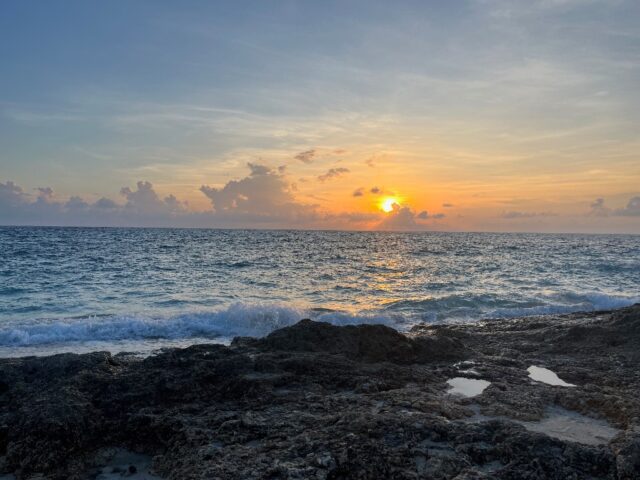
[[380, 197, 400, 213]]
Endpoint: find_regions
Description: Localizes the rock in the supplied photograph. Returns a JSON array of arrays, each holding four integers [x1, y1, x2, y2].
[[0, 306, 638, 479], [251, 319, 469, 363]]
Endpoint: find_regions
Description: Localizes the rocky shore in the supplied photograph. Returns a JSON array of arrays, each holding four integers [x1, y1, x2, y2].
[[1, 305, 639, 479]]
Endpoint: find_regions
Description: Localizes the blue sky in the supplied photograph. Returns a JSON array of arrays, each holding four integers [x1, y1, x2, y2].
[[1, 0, 639, 231]]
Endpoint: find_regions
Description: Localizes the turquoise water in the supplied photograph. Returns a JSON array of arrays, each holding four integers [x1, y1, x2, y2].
[[1, 227, 638, 356]]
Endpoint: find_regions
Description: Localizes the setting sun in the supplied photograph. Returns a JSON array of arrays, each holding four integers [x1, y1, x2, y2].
[[380, 197, 400, 213]]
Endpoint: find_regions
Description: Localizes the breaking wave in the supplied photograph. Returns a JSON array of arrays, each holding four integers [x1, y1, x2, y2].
[[0, 291, 637, 349], [0, 303, 397, 348]]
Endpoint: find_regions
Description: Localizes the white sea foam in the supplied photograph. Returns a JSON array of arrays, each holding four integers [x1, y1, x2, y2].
[[0, 303, 398, 350], [0, 289, 638, 357]]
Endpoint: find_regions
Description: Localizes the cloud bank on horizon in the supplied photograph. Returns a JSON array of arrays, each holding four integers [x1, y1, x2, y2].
[[0, 165, 441, 230], [1, 0, 639, 232]]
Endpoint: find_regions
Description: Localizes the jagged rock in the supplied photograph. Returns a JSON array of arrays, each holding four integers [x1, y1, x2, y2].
[[248, 319, 469, 363], [0, 305, 638, 479]]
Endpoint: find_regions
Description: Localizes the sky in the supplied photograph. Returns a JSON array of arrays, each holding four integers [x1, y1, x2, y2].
[[1, 0, 639, 232]]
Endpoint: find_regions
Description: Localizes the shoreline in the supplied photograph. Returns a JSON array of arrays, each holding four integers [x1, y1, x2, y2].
[[1, 304, 639, 479], [3, 300, 640, 360]]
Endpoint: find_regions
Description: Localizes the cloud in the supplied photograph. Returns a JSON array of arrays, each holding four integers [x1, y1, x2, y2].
[[588, 196, 640, 218], [502, 211, 557, 219], [442, 203, 454, 208], [614, 196, 640, 217], [36, 187, 54, 200], [94, 197, 119, 209], [294, 149, 315, 164], [65, 196, 89, 210], [200, 163, 319, 225], [417, 211, 446, 220], [377, 204, 445, 231], [353, 187, 365, 197], [0, 181, 30, 208], [317, 167, 349, 182], [370, 186, 382, 195], [121, 181, 188, 214], [588, 198, 610, 217], [0, 179, 190, 227]]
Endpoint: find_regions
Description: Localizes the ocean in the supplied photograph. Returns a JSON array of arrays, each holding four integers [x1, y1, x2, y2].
[[1, 227, 638, 357]]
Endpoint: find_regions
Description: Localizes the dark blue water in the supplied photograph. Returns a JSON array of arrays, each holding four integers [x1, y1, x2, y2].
[[1, 227, 638, 356]]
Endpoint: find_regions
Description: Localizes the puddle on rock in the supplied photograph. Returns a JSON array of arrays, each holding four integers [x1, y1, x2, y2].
[[527, 366, 575, 387], [521, 406, 620, 445], [464, 404, 619, 446], [92, 448, 164, 480], [446, 377, 491, 398]]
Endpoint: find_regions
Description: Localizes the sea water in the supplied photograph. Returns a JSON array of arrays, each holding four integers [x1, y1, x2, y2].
[[0, 227, 638, 356]]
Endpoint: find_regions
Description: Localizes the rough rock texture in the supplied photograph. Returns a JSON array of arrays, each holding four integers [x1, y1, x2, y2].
[[1, 305, 639, 479]]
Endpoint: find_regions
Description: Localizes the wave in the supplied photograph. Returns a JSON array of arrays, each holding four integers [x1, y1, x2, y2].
[[0, 291, 637, 348], [382, 291, 640, 322], [0, 303, 397, 347]]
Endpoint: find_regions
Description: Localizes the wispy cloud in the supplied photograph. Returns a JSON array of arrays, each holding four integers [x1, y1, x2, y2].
[[318, 167, 350, 182]]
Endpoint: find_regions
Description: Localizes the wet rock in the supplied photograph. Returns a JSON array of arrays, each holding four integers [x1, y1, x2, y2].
[[0, 306, 638, 479], [251, 319, 469, 363]]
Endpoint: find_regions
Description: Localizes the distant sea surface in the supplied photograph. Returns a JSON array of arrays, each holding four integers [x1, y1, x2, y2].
[[1, 227, 638, 357]]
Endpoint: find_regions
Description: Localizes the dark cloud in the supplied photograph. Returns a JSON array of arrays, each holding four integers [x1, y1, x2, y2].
[[370, 186, 382, 194], [442, 203, 454, 208], [353, 187, 364, 197], [318, 167, 349, 182], [294, 149, 315, 164]]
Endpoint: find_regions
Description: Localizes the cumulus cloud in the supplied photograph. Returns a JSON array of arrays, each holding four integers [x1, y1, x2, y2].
[[377, 204, 445, 231], [591, 196, 640, 217], [317, 167, 349, 182], [353, 187, 365, 197], [0, 181, 29, 208], [121, 181, 187, 214], [0, 179, 189, 227], [589, 198, 610, 217], [200, 163, 319, 225], [0, 171, 450, 231], [36, 187, 54, 200], [294, 149, 315, 164], [65, 196, 89, 210], [94, 197, 119, 209], [614, 196, 640, 217]]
